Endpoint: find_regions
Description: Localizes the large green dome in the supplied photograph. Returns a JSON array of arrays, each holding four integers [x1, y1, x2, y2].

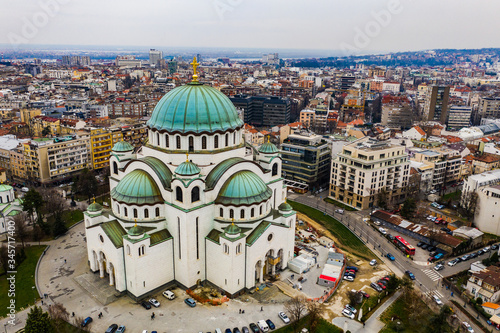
[[111, 170, 163, 205], [216, 170, 271, 206], [147, 82, 243, 134]]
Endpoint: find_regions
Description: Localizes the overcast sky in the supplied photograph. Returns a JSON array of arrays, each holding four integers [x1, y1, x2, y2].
[[1, 0, 499, 54]]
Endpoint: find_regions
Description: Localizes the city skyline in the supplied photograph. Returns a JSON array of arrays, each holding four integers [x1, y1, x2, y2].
[[1, 0, 499, 55]]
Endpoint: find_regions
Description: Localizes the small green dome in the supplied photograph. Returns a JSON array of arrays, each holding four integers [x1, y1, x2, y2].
[[259, 141, 278, 154], [112, 140, 134, 152], [87, 202, 103, 212], [225, 223, 241, 235], [0, 184, 13, 192], [128, 224, 145, 236], [278, 201, 293, 211], [147, 82, 243, 134], [111, 170, 163, 205], [175, 160, 201, 176], [216, 170, 271, 206]]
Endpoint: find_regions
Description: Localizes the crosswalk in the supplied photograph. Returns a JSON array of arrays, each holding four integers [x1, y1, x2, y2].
[[425, 290, 444, 299], [422, 269, 444, 281]]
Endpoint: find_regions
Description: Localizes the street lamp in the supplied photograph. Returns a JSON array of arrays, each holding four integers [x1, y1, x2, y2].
[[32, 286, 36, 305]]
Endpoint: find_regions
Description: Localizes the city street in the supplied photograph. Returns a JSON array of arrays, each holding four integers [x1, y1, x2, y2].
[[289, 191, 491, 333]]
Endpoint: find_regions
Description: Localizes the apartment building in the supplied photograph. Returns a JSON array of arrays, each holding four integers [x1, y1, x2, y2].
[[90, 128, 123, 170], [478, 96, 500, 121], [330, 138, 410, 210], [31, 116, 60, 137], [447, 105, 472, 130], [24, 134, 91, 184], [466, 265, 500, 303], [281, 131, 331, 190], [410, 147, 462, 191], [381, 96, 413, 129], [423, 85, 450, 123], [10, 145, 26, 180]]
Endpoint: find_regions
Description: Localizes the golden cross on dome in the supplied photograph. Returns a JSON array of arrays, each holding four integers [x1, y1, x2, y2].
[[92, 196, 96, 204], [186, 153, 189, 163], [267, 135, 270, 143], [134, 219, 137, 227], [190, 56, 199, 82]]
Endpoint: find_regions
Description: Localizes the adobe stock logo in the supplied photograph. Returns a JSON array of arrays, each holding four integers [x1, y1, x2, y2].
[[213, 0, 244, 21], [340, 0, 405, 55], [8, 0, 71, 49]]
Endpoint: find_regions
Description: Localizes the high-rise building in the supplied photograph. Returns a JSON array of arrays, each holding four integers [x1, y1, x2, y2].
[[330, 138, 410, 209], [423, 85, 450, 123], [149, 49, 163, 67], [477, 96, 500, 122], [168, 60, 178, 75], [229, 95, 290, 127], [380, 96, 413, 129], [446, 105, 472, 130], [281, 131, 331, 190]]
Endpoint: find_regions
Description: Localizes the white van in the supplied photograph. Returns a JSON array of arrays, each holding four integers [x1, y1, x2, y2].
[[162, 290, 175, 300], [258, 320, 269, 332], [214, 329, 222, 333], [21, 187, 29, 193]]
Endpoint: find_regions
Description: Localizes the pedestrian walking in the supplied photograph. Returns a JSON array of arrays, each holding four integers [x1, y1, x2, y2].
[[239, 309, 241, 314], [64, 259, 66, 264], [72, 312, 75, 317], [41, 300, 43, 305], [261, 306, 263, 312]]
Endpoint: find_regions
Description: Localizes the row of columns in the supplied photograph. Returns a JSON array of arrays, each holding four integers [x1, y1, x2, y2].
[[98, 259, 115, 286]]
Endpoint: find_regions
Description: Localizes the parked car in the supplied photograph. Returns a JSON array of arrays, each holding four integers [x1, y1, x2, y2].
[[225, 329, 232, 333], [370, 282, 383, 292], [344, 304, 357, 313], [469, 252, 478, 259], [141, 301, 151, 310], [234, 328, 242, 333], [335, 209, 344, 214], [386, 253, 395, 261], [257, 320, 270, 332], [116, 326, 126, 333], [405, 270, 415, 280], [344, 275, 354, 282], [162, 290, 175, 300], [435, 264, 444, 271], [377, 282, 387, 290], [492, 244, 499, 250], [360, 291, 370, 298], [421, 244, 429, 250], [461, 254, 470, 261], [373, 220, 381, 226], [105, 324, 118, 333], [484, 246, 491, 252], [378, 227, 387, 235], [345, 272, 356, 278], [21, 187, 29, 192], [342, 308, 355, 319], [417, 241, 424, 247], [265, 319, 275, 330], [369, 259, 377, 266], [448, 259, 459, 266], [242, 327, 250, 333], [249, 323, 260, 333], [433, 295, 443, 305], [462, 321, 474, 333], [149, 298, 160, 307], [184, 298, 196, 307], [346, 266, 358, 272], [81, 317, 93, 327], [278, 311, 290, 323], [427, 246, 436, 252]]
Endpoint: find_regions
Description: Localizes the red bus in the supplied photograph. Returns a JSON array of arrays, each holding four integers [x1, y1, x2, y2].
[[393, 236, 415, 256]]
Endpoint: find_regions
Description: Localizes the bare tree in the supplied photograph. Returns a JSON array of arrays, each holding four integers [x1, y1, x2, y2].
[[284, 296, 307, 332], [40, 188, 68, 221], [460, 191, 479, 224], [306, 301, 324, 330], [13, 212, 29, 248], [73, 316, 90, 332], [48, 302, 69, 333]]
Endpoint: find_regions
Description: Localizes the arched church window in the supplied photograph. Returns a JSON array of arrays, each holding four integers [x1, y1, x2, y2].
[[176, 187, 183, 202], [214, 135, 219, 149], [259, 205, 263, 215], [176, 136, 181, 149], [202, 136, 207, 149], [133, 208, 138, 218], [272, 163, 278, 176], [113, 161, 118, 175], [116, 205, 120, 215], [240, 209, 245, 219], [229, 209, 234, 219], [155, 207, 160, 217], [124, 207, 128, 217], [191, 186, 200, 202], [189, 136, 194, 152], [220, 208, 224, 217], [251, 208, 255, 218], [126, 245, 130, 255], [225, 133, 229, 147], [233, 132, 236, 144], [165, 134, 169, 148], [224, 244, 229, 254], [236, 244, 241, 254], [156, 133, 160, 146], [144, 209, 149, 218]]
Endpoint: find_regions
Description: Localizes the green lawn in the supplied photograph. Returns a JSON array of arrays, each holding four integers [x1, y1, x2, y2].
[[47, 209, 83, 229], [0, 245, 46, 317], [274, 315, 343, 333], [290, 200, 375, 260], [379, 295, 452, 333], [360, 291, 393, 322], [441, 190, 461, 201], [324, 197, 356, 211]]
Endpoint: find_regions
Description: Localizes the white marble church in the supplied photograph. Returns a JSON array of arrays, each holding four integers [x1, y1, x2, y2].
[[84, 60, 296, 300]]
